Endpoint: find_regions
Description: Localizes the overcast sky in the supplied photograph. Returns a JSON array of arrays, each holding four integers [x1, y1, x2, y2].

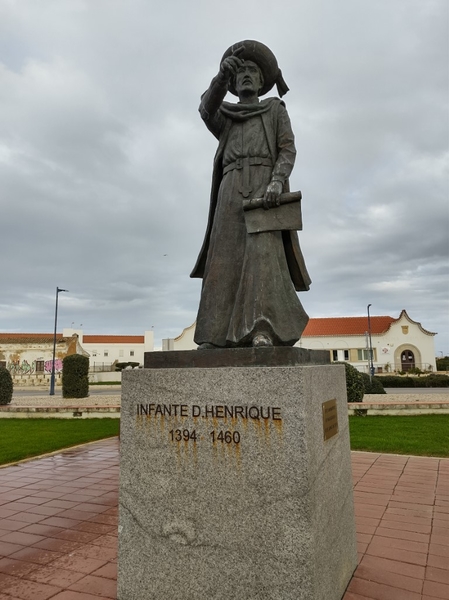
[[1, 0, 448, 355]]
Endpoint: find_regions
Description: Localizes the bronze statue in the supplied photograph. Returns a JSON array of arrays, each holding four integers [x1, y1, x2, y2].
[[191, 40, 311, 349]]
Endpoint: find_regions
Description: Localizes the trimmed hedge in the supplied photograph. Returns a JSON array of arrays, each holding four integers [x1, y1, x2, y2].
[[62, 354, 89, 398], [335, 362, 364, 403], [377, 375, 414, 388], [378, 374, 449, 388], [421, 374, 449, 388], [360, 373, 386, 395], [0, 367, 13, 405]]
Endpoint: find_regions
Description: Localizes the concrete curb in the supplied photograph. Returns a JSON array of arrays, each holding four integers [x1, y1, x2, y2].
[[349, 401, 449, 415], [0, 405, 120, 418]]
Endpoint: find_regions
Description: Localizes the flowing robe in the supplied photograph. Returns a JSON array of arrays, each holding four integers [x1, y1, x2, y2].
[[191, 80, 311, 347]]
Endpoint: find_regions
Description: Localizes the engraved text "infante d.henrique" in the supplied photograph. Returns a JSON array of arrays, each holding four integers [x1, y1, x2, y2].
[[136, 404, 281, 421]]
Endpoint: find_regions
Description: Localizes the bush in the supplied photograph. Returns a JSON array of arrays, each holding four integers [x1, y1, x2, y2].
[[335, 362, 364, 403], [376, 374, 449, 388], [115, 362, 140, 371], [0, 367, 13, 405], [360, 373, 386, 395], [408, 367, 423, 375], [378, 375, 415, 388], [409, 377, 426, 388], [62, 354, 89, 398], [423, 374, 449, 387]]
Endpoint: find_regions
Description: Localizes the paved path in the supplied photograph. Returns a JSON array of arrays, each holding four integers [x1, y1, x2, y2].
[[0, 440, 447, 599], [8, 396, 120, 408], [9, 387, 449, 407], [12, 389, 121, 398], [364, 392, 449, 404]]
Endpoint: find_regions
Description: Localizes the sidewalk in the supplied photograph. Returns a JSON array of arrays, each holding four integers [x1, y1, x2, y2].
[[0, 440, 447, 599]]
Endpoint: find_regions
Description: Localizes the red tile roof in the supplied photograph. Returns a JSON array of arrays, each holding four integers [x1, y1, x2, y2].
[[0, 333, 65, 344], [0, 310, 435, 346], [0, 333, 144, 345], [303, 316, 395, 337], [82, 335, 144, 344]]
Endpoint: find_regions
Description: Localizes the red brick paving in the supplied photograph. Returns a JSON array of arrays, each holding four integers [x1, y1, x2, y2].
[[0, 439, 447, 599]]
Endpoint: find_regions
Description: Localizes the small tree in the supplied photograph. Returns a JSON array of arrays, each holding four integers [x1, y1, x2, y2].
[[436, 356, 449, 371], [62, 354, 89, 398], [0, 367, 13, 405], [335, 362, 364, 403], [360, 372, 386, 395]]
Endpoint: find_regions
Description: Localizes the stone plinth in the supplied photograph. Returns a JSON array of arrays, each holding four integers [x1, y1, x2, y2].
[[118, 362, 357, 600], [144, 346, 330, 369]]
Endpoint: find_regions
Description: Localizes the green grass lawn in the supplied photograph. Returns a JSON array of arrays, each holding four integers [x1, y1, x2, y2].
[[349, 414, 449, 457], [0, 419, 120, 466], [0, 415, 447, 467]]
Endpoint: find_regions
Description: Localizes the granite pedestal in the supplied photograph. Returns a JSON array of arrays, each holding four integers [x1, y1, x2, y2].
[[118, 351, 357, 600]]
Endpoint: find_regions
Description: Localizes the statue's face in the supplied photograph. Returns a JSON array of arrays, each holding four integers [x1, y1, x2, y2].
[[235, 60, 263, 97]]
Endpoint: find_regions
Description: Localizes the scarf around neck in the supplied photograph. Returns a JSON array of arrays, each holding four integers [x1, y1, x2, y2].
[[220, 97, 282, 121]]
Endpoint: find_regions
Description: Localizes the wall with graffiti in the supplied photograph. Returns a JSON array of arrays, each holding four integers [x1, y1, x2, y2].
[[0, 334, 87, 386], [7, 358, 63, 375]]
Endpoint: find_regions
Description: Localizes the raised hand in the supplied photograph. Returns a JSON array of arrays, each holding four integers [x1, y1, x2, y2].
[[219, 46, 245, 82]]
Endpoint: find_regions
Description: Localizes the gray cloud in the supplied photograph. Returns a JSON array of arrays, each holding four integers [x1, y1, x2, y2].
[[0, 0, 447, 354]]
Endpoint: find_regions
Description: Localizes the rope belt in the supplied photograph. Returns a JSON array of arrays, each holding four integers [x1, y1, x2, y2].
[[222, 157, 273, 198]]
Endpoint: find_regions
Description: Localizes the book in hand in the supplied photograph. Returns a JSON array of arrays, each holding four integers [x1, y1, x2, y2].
[[242, 191, 302, 234]]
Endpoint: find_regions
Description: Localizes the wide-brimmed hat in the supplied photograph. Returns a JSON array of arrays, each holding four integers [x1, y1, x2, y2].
[[222, 40, 289, 97]]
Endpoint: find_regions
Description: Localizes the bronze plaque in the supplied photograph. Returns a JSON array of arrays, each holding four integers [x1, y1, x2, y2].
[[322, 399, 339, 441]]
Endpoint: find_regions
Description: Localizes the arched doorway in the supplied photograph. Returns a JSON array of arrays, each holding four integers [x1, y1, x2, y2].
[[401, 349, 415, 371]]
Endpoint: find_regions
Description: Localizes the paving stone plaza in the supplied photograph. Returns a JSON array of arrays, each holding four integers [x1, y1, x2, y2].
[[0, 439, 447, 599]]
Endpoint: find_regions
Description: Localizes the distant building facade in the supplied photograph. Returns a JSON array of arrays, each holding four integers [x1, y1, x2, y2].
[[0, 333, 88, 386], [62, 329, 154, 371], [299, 310, 436, 373], [164, 310, 437, 373], [1, 311, 435, 386], [0, 330, 155, 385]]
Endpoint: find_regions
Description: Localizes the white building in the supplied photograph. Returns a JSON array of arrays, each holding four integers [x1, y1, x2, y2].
[[0, 329, 154, 378], [163, 310, 437, 373], [1, 310, 435, 384], [299, 310, 436, 373], [62, 329, 154, 370]]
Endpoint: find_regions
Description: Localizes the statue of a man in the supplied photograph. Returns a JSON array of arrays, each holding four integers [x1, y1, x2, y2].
[[191, 40, 311, 349]]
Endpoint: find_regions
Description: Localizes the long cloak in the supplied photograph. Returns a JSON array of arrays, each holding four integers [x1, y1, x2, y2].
[[191, 98, 311, 347]]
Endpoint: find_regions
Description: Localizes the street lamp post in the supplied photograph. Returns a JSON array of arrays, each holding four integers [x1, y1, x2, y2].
[[49, 287, 68, 396], [367, 303, 374, 378]]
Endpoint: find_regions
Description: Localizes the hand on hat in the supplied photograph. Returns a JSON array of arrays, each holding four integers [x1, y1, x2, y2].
[[219, 46, 245, 82]]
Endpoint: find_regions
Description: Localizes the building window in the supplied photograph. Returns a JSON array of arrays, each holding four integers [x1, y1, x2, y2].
[[130, 350, 135, 357], [35, 361, 44, 372], [92, 350, 97, 357], [104, 351, 109, 357], [332, 350, 349, 362], [357, 349, 377, 361]]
